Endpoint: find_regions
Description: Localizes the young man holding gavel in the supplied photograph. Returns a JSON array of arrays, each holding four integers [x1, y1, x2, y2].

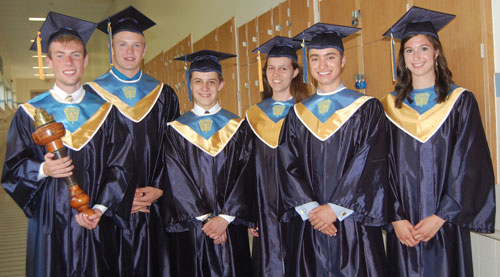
[[1, 12, 133, 276]]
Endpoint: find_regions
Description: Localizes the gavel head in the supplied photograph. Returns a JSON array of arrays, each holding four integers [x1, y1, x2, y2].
[[33, 107, 55, 129], [31, 108, 66, 149]]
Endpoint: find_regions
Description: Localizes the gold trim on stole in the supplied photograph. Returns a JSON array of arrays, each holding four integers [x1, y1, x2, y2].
[[294, 96, 373, 141], [246, 104, 285, 149], [87, 82, 163, 122], [21, 102, 113, 151], [169, 118, 245, 157], [381, 87, 466, 143]]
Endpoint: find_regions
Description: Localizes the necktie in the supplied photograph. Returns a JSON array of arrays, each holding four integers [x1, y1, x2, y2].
[[205, 111, 210, 114], [65, 95, 73, 103]]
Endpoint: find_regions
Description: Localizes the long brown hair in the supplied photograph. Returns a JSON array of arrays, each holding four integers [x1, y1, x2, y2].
[[394, 34, 453, 108], [262, 59, 309, 102]]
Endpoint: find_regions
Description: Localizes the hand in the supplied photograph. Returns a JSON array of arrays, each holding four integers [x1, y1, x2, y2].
[[131, 187, 163, 214], [414, 215, 445, 242], [392, 220, 419, 247], [213, 231, 227, 244], [202, 216, 229, 242], [43, 152, 74, 178], [319, 224, 337, 236], [309, 204, 337, 232], [75, 209, 102, 230], [248, 227, 259, 237]]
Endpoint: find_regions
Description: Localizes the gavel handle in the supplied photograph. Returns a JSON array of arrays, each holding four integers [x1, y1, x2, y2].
[[52, 148, 95, 216], [52, 148, 78, 187]]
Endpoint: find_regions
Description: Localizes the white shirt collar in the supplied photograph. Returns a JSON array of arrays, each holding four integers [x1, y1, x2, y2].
[[192, 102, 221, 116], [50, 84, 85, 104], [272, 96, 294, 104], [317, 82, 346, 96]]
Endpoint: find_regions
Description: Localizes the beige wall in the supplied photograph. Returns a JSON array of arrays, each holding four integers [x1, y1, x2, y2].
[[13, 78, 53, 103]]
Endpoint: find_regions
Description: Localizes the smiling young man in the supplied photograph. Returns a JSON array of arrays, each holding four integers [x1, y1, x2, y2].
[[161, 50, 255, 276], [276, 24, 389, 276], [85, 6, 180, 276], [1, 12, 133, 276]]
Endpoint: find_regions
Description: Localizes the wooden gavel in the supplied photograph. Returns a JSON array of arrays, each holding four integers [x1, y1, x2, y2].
[[31, 107, 94, 216]]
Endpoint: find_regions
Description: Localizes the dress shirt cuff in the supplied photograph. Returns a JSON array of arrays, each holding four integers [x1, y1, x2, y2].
[[195, 214, 235, 224], [92, 204, 108, 215], [38, 162, 48, 181], [219, 214, 235, 223], [196, 213, 211, 221], [295, 201, 320, 221], [327, 203, 354, 221]]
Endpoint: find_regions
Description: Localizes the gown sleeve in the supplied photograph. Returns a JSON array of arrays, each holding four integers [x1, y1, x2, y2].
[[93, 108, 134, 228], [1, 109, 46, 218], [277, 109, 322, 221], [150, 85, 180, 190], [327, 99, 389, 226], [162, 125, 212, 231], [219, 122, 256, 227], [435, 91, 496, 233]]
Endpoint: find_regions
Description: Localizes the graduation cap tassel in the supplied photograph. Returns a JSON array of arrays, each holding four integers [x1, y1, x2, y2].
[[257, 49, 264, 92], [184, 58, 192, 102], [36, 31, 44, 80], [301, 33, 308, 84], [390, 33, 397, 82], [107, 20, 114, 67]]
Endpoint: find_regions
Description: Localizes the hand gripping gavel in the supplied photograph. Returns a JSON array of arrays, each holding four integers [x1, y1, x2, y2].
[[31, 107, 94, 216]]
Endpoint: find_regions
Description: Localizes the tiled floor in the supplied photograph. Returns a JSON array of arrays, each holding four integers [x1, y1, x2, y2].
[[0, 188, 27, 277]]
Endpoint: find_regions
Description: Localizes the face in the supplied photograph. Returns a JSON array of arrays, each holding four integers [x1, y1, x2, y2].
[[46, 40, 88, 93], [190, 71, 224, 110], [403, 34, 439, 83], [112, 31, 146, 77], [266, 57, 299, 95], [308, 48, 346, 92]]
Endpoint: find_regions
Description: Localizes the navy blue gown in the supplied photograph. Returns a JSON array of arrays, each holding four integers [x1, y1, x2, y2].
[[278, 88, 389, 276], [246, 97, 295, 277], [162, 108, 255, 277], [382, 86, 496, 277], [86, 68, 180, 277]]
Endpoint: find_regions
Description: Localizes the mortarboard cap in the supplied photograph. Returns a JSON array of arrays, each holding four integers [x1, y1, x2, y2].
[[293, 23, 360, 54], [383, 6, 455, 40], [252, 36, 302, 62], [174, 50, 236, 75], [29, 12, 96, 54], [96, 6, 155, 35], [29, 12, 96, 80], [174, 50, 236, 102]]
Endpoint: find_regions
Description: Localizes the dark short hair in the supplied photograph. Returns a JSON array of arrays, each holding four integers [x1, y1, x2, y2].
[[189, 71, 224, 82]]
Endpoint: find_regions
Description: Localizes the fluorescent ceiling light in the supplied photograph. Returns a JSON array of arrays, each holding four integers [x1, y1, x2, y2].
[[33, 66, 49, 69], [29, 17, 46, 21], [30, 40, 34, 43], [32, 55, 46, 58], [34, 73, 54, 77]]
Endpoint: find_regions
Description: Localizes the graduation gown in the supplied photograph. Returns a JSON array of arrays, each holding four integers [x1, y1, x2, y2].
[[381, 86, 496, 277], [163, 108, 255, 277], [86, 69, 180, 277], [278, 88, 389, 276], [1, 89, 133, 277], [246, 97, 295, 277]]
